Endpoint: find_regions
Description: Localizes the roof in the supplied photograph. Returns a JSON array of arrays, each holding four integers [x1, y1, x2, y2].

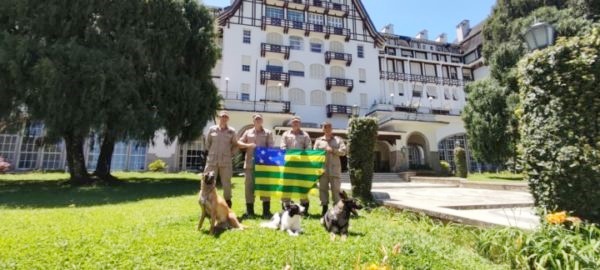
[[459, 21, 484, 53]]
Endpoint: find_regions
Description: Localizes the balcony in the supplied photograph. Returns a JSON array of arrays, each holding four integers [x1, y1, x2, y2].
[[305, 23, 327, 38], [326, 104, 353, 118], [326, 77, 354, 92], [261, 43, 290, 59], [326, 26, 350, 41], [326, 2, 349, 17], [441, 77, 463, 86], [380, 72, 410, 81], [222, 98, 291, 114], [260, 71, 290, 87], [410, 74, 439, 84], [286, 20, 306, 35], [307, 0, 327, 13], [265, 0, 286, 7], [286, 0, 306, 10], [325, 51, 352, 66], [261, 17, 287, 32]]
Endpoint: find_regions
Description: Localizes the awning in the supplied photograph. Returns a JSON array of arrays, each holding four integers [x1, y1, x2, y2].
[[273, 126, 404, 145]]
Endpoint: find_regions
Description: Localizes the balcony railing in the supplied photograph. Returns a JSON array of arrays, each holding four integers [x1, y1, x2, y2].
[[325, 51, 352, 66], [261, 43, 290, 59], [285, 0, 306, 10], [410, 74, 438, 84], [260, 71, 290, 86], [326, 77, 354, 92], [308, 0, 327, 11], [261, 17, 285, 30], [326, 104, 353, 118], [222, 98, 291, 114], [326, 2, 349, 17], [379, 72, 466, 86], [305, 23, 326, 36], [326, 26, 350, 41], [380, 72, 410, 81], [441, 77, 463, 86]]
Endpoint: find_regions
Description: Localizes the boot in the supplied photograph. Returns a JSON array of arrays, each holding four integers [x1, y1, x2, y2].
[[226, 199, 232, 208], [300, 202, 309, 217], [242, 203, 254, 219], [262, 201, 273, 219], [321, 205, 328, 216]]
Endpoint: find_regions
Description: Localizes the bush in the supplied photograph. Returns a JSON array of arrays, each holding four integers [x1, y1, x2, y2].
[[0, 157, 10, 173], [439, 161, 451, 176], [454, 146, 468, 178], [148, 159, 167, 172], [348, 117, 378, 202], [518, 28, 600, 223], [478, 217, 600, 269]]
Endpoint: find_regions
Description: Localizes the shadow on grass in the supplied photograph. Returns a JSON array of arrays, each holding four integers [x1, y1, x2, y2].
[[488, 175, 524, 181], [0, 176, 205, 209]]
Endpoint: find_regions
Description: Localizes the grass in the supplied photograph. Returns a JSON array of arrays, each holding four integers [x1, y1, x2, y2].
[[467, 171, 524, 182], [0, 172, 509, 269]]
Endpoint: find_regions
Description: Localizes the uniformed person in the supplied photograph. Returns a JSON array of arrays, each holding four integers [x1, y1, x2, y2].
[[279, 116, 312, 214], [238, 114, 275, 218], [204, 111, 239, 208], [313, 122, 347, 216]]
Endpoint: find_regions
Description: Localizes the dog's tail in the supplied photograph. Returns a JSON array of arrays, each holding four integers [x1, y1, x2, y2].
[[260, 213, 280, 229]]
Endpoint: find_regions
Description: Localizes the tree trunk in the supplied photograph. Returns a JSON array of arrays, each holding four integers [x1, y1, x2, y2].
[[64, 133, 91, 185], [94, 132, 116, 182]]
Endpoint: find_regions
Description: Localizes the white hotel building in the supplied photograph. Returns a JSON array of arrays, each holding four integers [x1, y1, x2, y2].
[[0, 0, 487, 173]]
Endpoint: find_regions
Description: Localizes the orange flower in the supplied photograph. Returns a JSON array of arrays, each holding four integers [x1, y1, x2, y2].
[[545, 211, 567, 224]]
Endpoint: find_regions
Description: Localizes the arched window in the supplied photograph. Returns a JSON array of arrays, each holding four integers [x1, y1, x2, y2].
[[310, 90, 326, 106], [266, 32, 283, 45], [289, 88, 306, 105], [331, 91, 347, 105], [310, 64, 325, 79], [289, 36, 304, 50], [330, 41, 344, 52], [266, 86, 282, 101], [309, 38, 324, 53], [288, 61, 305, 77], [330, 66, 345, 78]]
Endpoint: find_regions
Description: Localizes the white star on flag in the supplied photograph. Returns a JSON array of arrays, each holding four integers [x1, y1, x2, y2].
[[261, 150, 266, 155]]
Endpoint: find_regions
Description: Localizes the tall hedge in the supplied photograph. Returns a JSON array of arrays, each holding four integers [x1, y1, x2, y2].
[[454, 146, 468, 178], [518, 28, 600, 223], [348, 117, 378, 202]]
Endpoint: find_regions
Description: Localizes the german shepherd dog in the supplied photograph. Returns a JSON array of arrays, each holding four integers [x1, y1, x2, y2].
[[197, 171, 244, 234], [320, 191, 362, 241]]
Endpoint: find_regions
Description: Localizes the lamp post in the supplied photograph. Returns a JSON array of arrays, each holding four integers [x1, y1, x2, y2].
[[224, 77, 230, 99], [523, 21, 555, 51], [351, 104, 359, 118], [428, 96, 433, 114], [390, 93, 395, 106], [277, 82, 283, 101]]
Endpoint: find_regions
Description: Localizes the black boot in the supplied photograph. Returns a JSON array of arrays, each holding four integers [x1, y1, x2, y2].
[[242, 203, 254, 219], [300, 202, 309, 217], [226, 199, 232, 208], [321, 205, 328, 216], [262, 201, 272, 219]]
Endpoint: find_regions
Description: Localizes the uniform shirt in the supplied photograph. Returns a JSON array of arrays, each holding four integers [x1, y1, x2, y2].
[[205, 125, 237, 166], [313, 135, 347, 177], [280, 129, 312, 150], [238, 127, 274, 169]]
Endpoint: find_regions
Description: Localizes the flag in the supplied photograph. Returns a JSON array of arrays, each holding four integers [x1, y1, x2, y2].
[[254, 147, 326, 199]]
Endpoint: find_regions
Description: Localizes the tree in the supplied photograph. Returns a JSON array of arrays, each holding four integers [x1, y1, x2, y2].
[[348, 117, 378, 202], [463, 79, 513, 167], [518, 27, 600, 223]]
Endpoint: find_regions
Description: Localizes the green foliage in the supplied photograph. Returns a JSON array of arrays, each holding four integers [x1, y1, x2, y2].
[[148, 159, 167, 172], [478, 223, 600, 269], [454, 146, 468, 178], [348, 117, 378, 202], [0, 173, 509, 269], [518, 28, 600, 223], [463, 79, 513, 165], [439, 161, 451, 176]]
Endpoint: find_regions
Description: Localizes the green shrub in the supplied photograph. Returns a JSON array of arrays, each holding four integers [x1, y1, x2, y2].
[[518, 28, 600, 223], [348, 117, 378, 202], [454, 146, 468, 178], [439, 161, 451, 176], [478, 222, 600, 269], [148, 159, 167, 172]]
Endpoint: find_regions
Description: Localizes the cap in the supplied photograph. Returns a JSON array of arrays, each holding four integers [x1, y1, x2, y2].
[[252, 114, 263, 120], [218, 111, 229, 117], [290, 116, 301, 123]]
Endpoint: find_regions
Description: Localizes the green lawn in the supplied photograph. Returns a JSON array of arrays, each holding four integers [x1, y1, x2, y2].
[[0, 172, 508, 269], [467, 172, 525, 182]]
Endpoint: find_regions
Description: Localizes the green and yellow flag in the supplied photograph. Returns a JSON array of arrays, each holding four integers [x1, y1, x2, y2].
[[253, 147, 325, 199]]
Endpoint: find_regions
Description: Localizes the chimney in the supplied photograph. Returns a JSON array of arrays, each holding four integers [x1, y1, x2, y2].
[[456, 20, 470, 42], [416, 29, 428, 40], [435, 33, 447, 43], [380, 24, 394, 35]]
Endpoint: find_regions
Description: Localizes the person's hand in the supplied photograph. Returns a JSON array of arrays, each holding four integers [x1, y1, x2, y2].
[[325, 146, 333, 153], [248, 143, 256, 149]]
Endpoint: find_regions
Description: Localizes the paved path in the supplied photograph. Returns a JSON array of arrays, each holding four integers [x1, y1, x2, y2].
[[341, 180, 540, 230]]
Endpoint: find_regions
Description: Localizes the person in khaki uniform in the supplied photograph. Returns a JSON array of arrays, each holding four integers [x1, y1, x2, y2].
[[313, 122, 347, 216], [204, 111, 249, 208], [238, 114, 274, 218], [279, 116, 312, 214]]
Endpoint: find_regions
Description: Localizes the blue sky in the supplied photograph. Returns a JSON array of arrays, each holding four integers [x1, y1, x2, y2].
[[201, 0, 496, 42]]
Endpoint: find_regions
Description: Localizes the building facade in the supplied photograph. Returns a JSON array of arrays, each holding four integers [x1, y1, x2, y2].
[[0, 0, 487, 173]]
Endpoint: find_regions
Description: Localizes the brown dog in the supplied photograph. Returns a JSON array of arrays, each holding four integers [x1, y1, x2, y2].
[[197, 171, 244, 234]]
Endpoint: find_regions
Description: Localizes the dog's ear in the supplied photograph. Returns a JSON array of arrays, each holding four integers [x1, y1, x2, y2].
[[283, 201, 291, 210], [339, 191, 348, 200]]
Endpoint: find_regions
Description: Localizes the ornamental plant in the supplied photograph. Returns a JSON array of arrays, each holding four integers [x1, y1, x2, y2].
[[348, 117, 378, 202]]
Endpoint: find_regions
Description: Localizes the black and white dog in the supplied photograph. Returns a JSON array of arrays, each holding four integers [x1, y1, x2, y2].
[[321, 191, 363, 241], [260, 201, 305, 236]]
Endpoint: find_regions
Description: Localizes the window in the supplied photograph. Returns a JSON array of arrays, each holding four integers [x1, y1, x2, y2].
[[310, 90, 326, 106], [309, 64, 325, 79], [426, 86, 438, 99], [266, 32, 283, 45], [360, 93, 368, 108], [358, 68, 366, 83], [327, 16, 343, 28], [331, 91, 347, 105], [289, 88, 306, 105], [242, 55, 251, 72], [265, 6, 284, 19], [0, 134, 18, 164], [241, 83, 250, 100], [308, 13, 324, 25], [288, 61, 305, 77], [424, 64, 436, 76], [241, 93, 250, 101], [395, 60, 405, 73], [415, 51, 427, 60], [42, 142, 64, 170], [128, 143, 147, 171], [462, 68, 474, 81], [357, 45, 364, 58], [398, 83, 405, 96], [289, 36, 303, 50], [266, 86, 282, 101], [287, 10, 304, 22], [243, 30, 251, 44], [444, 88, 451, 100], [179, 139, 205, 171], [18, 122, 43, 169], [310, 38, 323, 53], [330, 66, 345, 78], [410, 62, 423, 75], [330, 41, 344, 53], [401, 50, 413, 58]]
